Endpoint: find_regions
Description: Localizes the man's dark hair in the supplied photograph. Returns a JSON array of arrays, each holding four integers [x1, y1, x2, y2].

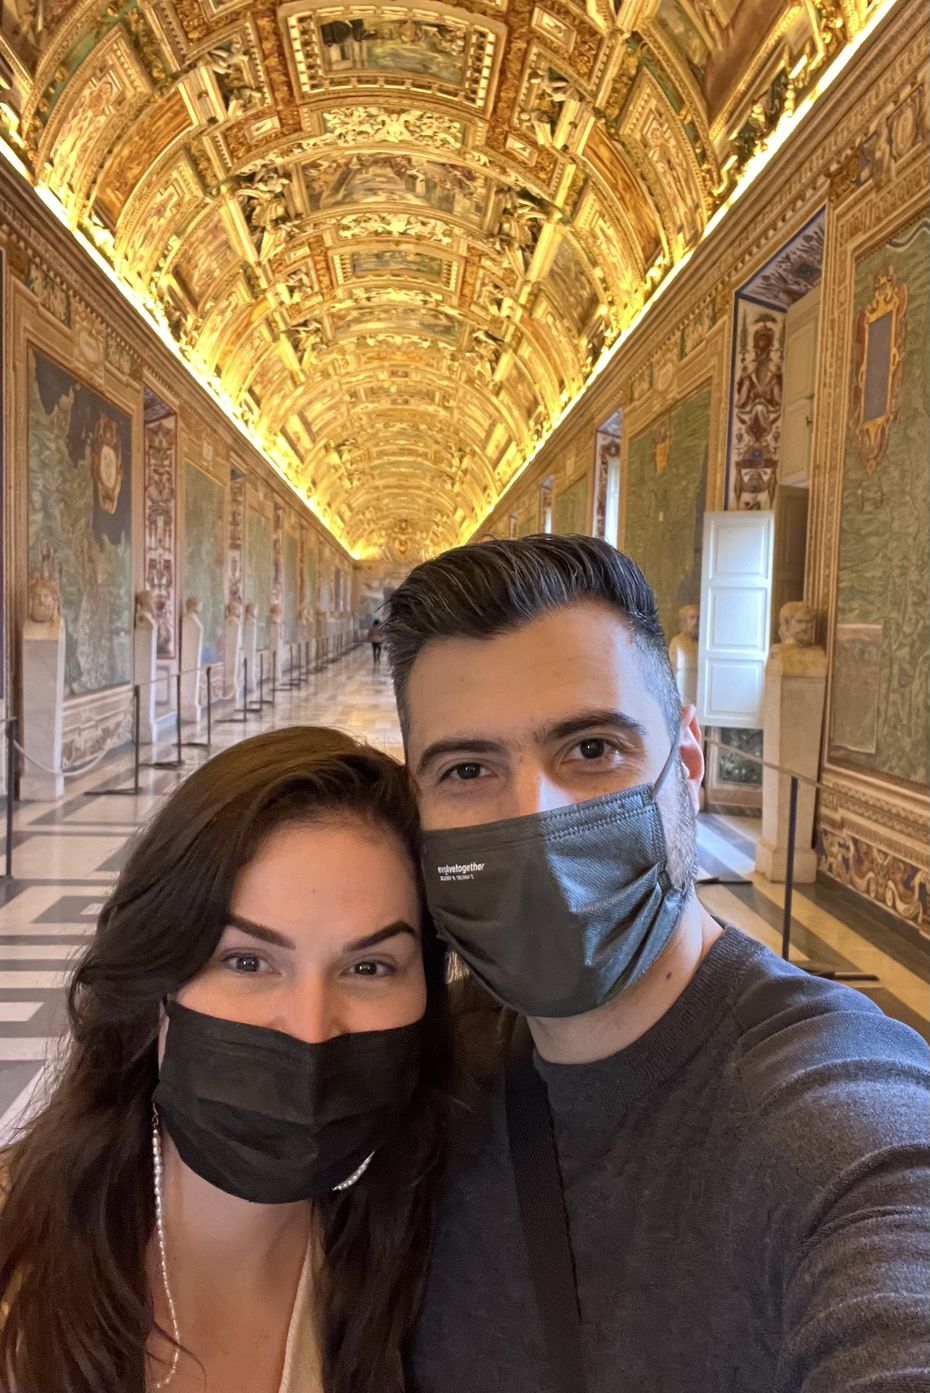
[[382, 533, 682, 738]]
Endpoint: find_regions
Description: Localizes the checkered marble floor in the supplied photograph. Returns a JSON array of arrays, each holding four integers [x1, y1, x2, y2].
[[0, 647, 925, 1142]]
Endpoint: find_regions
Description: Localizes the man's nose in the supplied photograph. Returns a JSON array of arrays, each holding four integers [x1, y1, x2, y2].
[[509, 765, 573, 819]]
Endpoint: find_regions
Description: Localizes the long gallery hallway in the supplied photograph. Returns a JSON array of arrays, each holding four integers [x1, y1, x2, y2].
[[0, 646, 925, 1146]]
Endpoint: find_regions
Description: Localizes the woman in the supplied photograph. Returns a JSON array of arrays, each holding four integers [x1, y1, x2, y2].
[[0, 727, 453, 1393]]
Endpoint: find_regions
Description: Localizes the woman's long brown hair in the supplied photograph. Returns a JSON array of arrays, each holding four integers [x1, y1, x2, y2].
[[0, 727, 453, 1393]]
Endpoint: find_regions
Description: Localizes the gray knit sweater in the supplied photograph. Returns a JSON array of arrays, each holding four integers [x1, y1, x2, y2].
[[412, 928, 930, 1392]]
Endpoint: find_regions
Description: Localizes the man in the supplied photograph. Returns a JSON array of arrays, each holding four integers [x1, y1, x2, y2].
[[382, 535, 929, 1393], [367, 616, 383, 668]]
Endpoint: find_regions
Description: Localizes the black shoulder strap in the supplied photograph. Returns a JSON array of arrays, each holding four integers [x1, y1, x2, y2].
[[505, 1018, 587, 1393]]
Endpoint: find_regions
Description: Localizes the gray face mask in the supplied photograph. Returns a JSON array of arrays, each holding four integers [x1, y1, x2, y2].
[[420, 743, 686, 1017]]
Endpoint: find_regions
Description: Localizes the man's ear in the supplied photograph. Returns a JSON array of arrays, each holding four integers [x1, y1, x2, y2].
[[679, 706, 704, 813]]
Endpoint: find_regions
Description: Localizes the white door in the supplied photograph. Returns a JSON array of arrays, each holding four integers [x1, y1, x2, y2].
[[697, 511, 774, 728], [780, 286, 820, 487]]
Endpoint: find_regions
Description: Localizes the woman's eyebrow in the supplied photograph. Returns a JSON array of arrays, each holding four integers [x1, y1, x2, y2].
[[225, 914, 296, 950], [343, 921, 418, 953]]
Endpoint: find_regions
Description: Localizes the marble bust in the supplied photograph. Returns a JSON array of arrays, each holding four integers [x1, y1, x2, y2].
[[244, 601, 258, 621], [668, 603, 699, 706], [768, 601, 825, 676], [225, 599, 242, 621], [135, 589, 156, 629], [25, 546, 63, 637], [184, 595, 201, 617]]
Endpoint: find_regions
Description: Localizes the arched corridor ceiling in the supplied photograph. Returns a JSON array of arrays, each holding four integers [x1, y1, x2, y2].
[[0, 0, 865, 559]]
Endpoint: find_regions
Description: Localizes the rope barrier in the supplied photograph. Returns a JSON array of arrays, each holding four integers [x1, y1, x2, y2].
[[14, 737, 125, 779]]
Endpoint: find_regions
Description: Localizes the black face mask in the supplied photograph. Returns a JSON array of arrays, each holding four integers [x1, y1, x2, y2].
[[420, 743, 685, 1018], [153, 1001, 423, 1204]]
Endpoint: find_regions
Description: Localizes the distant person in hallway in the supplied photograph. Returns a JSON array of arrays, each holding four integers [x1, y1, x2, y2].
[[367, 617, 384, 668], [383, 533, 930, 1393], [0, 728, 452, 1393]]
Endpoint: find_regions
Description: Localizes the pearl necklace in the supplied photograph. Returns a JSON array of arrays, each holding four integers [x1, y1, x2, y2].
[[148, 1111, 374, 1390], [151, 1110, 182, 1390]]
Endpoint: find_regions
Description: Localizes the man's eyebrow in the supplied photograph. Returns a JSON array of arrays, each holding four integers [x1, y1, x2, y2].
[[415, 737, 506, 777], [226, 914, 296, 950], [343, 922, 418, 953], [539, 709, 650, 745]]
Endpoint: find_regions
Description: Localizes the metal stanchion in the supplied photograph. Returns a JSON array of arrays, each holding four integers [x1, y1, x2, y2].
[[185, 666, 213, 750], [4, 717, 17, 879], [271, 650, 277, 707], [781, 776, 798, 961], [85, 686, 142, 797], [219, 656, 249, 725], [144, 671, 185, 770]]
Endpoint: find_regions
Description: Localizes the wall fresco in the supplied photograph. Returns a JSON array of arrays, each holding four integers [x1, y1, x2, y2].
[[553, 475, 589, 535], [625, 385, 710, 642], [27, 348, 132, 696], [183, 462, 226, 666], [284, 529, 300, 637], [829, 215, 929, 787], [245, 503, 273, 649]]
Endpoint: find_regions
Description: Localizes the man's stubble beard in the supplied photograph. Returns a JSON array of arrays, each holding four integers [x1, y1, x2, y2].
[[661, 760, 699, 899]]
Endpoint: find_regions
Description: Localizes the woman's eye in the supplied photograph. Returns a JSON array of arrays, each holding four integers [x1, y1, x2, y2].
[[223, 952, 268, 975], [348, 960, 394, 979]]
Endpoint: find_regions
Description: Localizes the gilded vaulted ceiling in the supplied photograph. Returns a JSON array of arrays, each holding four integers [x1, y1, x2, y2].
[[0, 0, 863, 559]]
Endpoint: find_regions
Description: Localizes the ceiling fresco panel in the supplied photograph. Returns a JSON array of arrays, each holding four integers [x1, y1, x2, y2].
[[0, 0, 871, 558]]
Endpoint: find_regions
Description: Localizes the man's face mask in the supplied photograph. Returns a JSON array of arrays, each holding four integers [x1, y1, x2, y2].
[[420, 743, 686, 1017], [154, 1001, 423, 1203]]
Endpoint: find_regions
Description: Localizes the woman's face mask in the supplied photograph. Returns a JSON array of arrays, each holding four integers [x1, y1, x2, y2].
[[155, 1003, 423, 1202], [155, 819, 428, 1202]]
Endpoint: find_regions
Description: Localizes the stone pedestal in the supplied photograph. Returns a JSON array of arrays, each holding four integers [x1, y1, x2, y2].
[[21, 622, 66, 801], [134, 615, 158, 744], [242, 609, 258, 695], [755, 645, 827, 884], [180, 608, 204, 724], [224, 611, 243, 700]]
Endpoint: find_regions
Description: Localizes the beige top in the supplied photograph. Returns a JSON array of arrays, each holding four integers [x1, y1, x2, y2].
[[279, 1243, 323, 1393]]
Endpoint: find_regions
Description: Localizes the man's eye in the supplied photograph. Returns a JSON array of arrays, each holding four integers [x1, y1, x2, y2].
[[575, 738, 617, 761], [442, 762, 487, 782]]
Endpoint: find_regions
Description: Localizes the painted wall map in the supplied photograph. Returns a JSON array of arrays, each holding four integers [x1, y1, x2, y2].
[[245, 504, 273, 649], [553, 475, 589, 535], [624, 385, 710, 642], [183, 462, 226, 666], [28, 348, 132, 695], [284, 530, 299, 636], [829, 216, 929, 787]]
